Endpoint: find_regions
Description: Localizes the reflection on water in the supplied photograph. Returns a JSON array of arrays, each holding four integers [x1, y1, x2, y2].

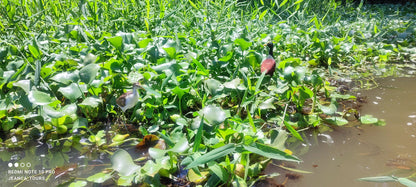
[[269, 77, 416, 187]]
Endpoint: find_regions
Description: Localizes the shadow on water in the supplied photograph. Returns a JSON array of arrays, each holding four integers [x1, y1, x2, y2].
[[267, 77, 416, 187]]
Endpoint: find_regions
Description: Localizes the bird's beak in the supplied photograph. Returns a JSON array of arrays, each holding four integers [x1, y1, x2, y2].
[[263, 43, 268, 46]]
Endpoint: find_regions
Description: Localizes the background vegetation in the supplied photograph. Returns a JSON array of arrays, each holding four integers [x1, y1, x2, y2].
[[0, 0, 415, 186]]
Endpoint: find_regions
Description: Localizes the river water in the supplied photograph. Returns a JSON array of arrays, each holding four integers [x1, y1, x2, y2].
[[268, 77, 416, 186]]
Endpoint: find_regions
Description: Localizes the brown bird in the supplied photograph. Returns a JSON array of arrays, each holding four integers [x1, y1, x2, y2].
[[261, 42, 276, 76]]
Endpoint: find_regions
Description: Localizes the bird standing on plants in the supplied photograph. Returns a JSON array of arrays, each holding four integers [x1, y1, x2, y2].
[[116, 82, 143, 112], [261, 42, 276, 76]]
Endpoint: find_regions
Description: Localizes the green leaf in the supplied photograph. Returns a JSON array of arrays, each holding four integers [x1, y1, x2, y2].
[[259, 9, 268, 20], [398, 178, 416, 187], [117, 175, 134, 186], [172, 86, 189, 99], [243, 142, 301, 162], [284, 121, 303, 141], [259, 98, 275, 110], [107, 36, 123, 50], [224, 78, 241, 89], [209, 164, 229, 182], [186, 144, 236, 169], [142, 160, 162, 176], [111, 149, 141, 176], [58, 83, 83, 102], [358, 176, 396, 182], [86, 172, 112, 183], [163, 47, 176, 59], [170, 136, 189, 153], [360, 115, 378, 124], [280, 0, 288, 7], [51, 71, 80, 84], [69, 181, 87, 187], [318, 103, 337, 115], [43, 104, 77, 118], [205, 79, 223, 96], [13, 80, 31, 93], [148, 147, 167, 159], [193, 116, 204, 152], [28, 45, 40, 59], [234, 38, 252, 51], [79, 64, 100, 84], [138, 38, 153, 48], [325, 117, 349, 126], [28, 90, 54, 105], [200, 105, 226, 125], [79, 96, 102, 108]]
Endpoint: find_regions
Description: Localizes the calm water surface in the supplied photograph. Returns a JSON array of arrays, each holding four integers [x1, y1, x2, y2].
[[271, 77, 416, 187]]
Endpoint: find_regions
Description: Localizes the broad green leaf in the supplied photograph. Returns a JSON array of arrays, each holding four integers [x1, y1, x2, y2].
[[13, 80, 31, 93], [43, 104, 77, 118], [258, 98, 275, 110], [79, 64, 100, 84], [360, 115, 378, 124], [107, 36, 123, 49], [270, 128, 288, 150], [28, 90, 54, 105], [149, 147, 167, 159], [69, 180, 87, 187], [318, 103, 337, 115], [208, 164, 229, 182], [163, 47, 176, 59], [58, 83, 83, 102], [142, 160, 162, 176], [205, 79, 223, 96], [170, 137, 189, 153], [223, 78, 241, 89], [186, 144, 236, 169], [188, 169, 209, 184], [138, 38, 153, 48], [325, 117, 349, 126], [79, 96, 102, 108], [200, 105, 226, 125], [172, 86, 189, 99], [111, 149, 140, 176], [117, 175, 134, 186], [51, 71, 80, 84], [218, 51, 233, 62], [243, 142, 301, 162], [86, 172, 112, 183], [398, 178, 416, 187], [234, 38, 252, 51]]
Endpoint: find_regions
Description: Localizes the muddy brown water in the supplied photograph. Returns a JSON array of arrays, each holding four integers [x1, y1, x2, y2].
[[267, 77, 416, 187]]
